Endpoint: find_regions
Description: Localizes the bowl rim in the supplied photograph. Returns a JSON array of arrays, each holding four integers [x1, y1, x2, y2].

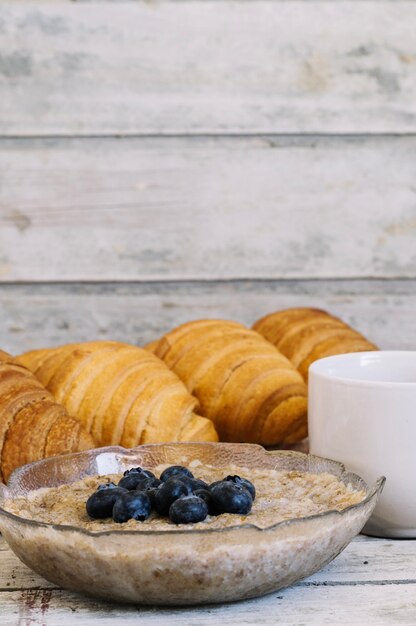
[[0, 443, 385, 537], [310, 350, 416, 388]]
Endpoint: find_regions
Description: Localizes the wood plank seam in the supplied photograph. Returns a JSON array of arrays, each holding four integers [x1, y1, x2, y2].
[[2, 133, 416, 139]]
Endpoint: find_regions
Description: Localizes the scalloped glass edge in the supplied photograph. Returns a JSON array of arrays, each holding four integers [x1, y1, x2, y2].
[[0, 443, 385, 537]]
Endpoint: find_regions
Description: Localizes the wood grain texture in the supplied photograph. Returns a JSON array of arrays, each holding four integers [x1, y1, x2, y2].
[[1, 2, 416, 135], [0, 280, 415, 355], [1, 136, 416, 281], [2, 577, 416, 625]]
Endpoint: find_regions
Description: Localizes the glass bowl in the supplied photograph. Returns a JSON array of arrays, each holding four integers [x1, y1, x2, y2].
[[0, 443, 384, 605]]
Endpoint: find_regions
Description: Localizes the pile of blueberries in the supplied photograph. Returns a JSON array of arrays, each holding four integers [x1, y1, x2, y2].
[[86, 465, 255, 525]]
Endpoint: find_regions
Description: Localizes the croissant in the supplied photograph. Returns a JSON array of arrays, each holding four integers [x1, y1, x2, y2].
[[0, 350, 94, 482], [17, 341, 218, 447], [147, 320, 308, 446], [253, 307, 377, 381]]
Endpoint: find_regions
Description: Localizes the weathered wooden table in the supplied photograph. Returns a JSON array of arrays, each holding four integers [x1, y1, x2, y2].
[[1, 533, 415, 625]]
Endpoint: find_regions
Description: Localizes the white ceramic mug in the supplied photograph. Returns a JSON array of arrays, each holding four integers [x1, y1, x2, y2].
[[309, 351, 416, 538]]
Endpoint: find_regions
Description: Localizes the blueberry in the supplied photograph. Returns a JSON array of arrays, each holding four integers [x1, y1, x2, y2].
[[160, 465, 194, 482], [210, 482, 253, 515], [145, 488, 160, 507], [208, 480, 223, 491], [169, 495, 208, 524], [172, 475, 208, 493], [193, 488, 210, 503], [123, 467, 155, 478], [112, 491, 152, 523], [164, 475, 194, 494], [154, 478, 190, 515], [118, 472, 152, 491], [86, 487, 127, 519], [224, 475, 256, 500], [194, 488, 218, 516], [97, 482, 117, 491], [135, 477, 162, 507], [189, 478, 209, 491], [136, 476, 162, 492]]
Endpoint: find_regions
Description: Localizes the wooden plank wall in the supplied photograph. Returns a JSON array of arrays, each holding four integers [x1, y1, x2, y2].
[[0, 1, 415, 355]]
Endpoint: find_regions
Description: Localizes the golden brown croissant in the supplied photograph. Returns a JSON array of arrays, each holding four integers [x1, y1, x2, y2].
[[17, 341, 218, 447], [147, 320, 308, 446], [0, 350, 94, 482], [253, 307, 378, 381]]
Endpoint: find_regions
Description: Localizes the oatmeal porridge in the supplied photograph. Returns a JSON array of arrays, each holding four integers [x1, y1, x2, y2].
[[4, 460, 365, 531]]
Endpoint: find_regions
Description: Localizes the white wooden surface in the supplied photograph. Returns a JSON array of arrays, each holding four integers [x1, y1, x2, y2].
[[0, 137, 415, 281], [1, 280, 416, 355], [1, 3, 416, 135], [1, 534, 416, 625], [0, 2, 415, 284]]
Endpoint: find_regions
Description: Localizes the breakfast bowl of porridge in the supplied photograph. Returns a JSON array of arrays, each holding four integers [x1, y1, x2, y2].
[[0, 443, 384, 605]]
